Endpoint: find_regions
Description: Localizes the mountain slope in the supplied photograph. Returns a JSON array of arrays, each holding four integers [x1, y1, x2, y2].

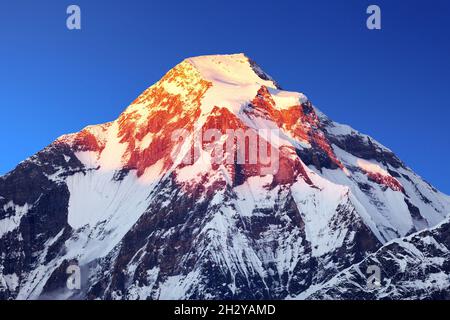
[[298, 216, 450, 300], [1, 53, 449, 300]]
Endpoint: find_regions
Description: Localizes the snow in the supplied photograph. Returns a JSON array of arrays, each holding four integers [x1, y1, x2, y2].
[[65, 159, 164, 263], [188, 53, 276, 89], [120, 102, 149, 124], [295, 217, 450, 300], [75, 151, 99, 169], [97, 122, 128, 171], [325, 122, 357, 137], [176, 148, 212, 182], [126, 267, 159, 299], [16, 230, 68, 299], [396, 166, 449, 226], [240, 111, 309, 150], [268, 88, 308, 109], [3, 273, 19, 291], [327, 145, 417, 239], [186, 54, 279, 126], [139, 159, 164, 185], [199, 81, 264, 117], [138, 132, 154, 150], [323, 117, 393, 152], [290, 171, 351, 257], [333, 145, 389, 177], [356, 158, 390, 176], [195, 202, 270, 292], [233, 175, 275, 217], [158, 270, 201, 300], [72, 121, 129, 172], [0, 201, 31, 238]]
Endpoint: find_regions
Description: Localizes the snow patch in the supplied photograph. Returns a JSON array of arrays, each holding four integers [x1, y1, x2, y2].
[[188, 53, 276, 89], [3, 273, 19, 291], [290, 177, 350, 257], [0, 201, 32, 238], [233, 175, 275, 217], [176, 149, 212, 182], [269, 88, 308, 110]]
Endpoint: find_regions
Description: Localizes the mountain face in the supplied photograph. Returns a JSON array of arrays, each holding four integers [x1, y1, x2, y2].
[[1, 53, 449, 300], [299, 216, 450, 300]]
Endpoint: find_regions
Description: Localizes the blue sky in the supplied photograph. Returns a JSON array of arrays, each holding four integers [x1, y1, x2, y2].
[[1, 0, 449, 193]]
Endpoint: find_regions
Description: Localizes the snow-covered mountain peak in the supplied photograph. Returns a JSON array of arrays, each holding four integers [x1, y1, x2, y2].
[[186, 53, 278, 89], [116, 54, 304, 126]]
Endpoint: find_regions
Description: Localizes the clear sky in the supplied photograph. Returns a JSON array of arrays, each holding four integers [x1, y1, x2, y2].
[[1, 0, 449, 193]]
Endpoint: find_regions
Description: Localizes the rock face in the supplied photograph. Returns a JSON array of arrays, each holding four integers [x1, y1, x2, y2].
[[1, 54, 449, 300]]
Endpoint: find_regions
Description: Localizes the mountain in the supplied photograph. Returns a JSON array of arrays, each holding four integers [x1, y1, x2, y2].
[[298, 216, 450, 300], [1, 53, 449, 300]]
